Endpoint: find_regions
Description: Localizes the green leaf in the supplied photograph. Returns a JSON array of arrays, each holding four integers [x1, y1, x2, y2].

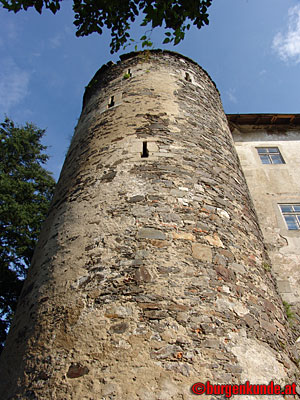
[[49, 2, 58, 14], [0, 0, 213, 53], [142, 40, 152, 48], [34, 0, 43, 14], [174, 36, 181, 45]]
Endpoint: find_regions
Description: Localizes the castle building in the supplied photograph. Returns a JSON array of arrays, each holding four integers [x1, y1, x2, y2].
[[0, 51, 299, 399], [229, 114, 300, 321]]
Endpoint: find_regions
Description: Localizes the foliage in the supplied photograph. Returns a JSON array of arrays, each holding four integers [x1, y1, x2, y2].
[[262, 262, 271, 272], [0, 118, 55, 353], [283, 301, 294, 323], [0, 0, 212, 53]]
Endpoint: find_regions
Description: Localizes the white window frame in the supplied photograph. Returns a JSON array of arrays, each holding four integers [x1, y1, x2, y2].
[[279, 204, 300, 230], [256, 147, 285, 164]]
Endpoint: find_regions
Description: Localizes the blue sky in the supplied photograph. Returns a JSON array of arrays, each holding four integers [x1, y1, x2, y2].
[[0, 0, 300, 180]]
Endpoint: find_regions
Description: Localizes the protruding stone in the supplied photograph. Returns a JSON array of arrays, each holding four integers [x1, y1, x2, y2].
[[215, 265, 235, 281], [172, 231, 195, 241], [150, 345, 183, 360], [204, 233, 224, 248], [110, 322, 129, 334], [217, 208, 230, 219], [135, 266, 152, 282], [128, 195, 145, 203], [260, 319, 277, 334], [67, 363, 89, 379], [231, 262, 246, 274], [219, 249, 234, 261], [137, 228, 166, 240], [101, 171, 116, 182], [233, 302, 249, 317], [150, 239, 170, 248], [192, 243, 212, 262]]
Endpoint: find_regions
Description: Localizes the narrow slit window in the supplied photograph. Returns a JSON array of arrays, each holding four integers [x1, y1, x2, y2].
[[185, 72, 192, 82], [141, 141, 149, 158], [108, 96, 115, 108], [127, 69, 132, 77]]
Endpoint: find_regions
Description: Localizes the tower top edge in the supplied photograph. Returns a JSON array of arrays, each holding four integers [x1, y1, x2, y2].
[[119, 49, 203, 68], [82, 49, 219, 108]]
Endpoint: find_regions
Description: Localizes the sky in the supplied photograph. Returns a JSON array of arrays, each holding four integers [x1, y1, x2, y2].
[[0, 0, 300, 180]]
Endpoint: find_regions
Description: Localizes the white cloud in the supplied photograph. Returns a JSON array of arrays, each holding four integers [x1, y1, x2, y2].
[[227, 88, 237, 104], [64, 26, 73, 36], [0, 19, 18, 48], [0, 58, 30, 112], [50, 34, 62, 49], [5, 20, 18, 40], [272, 5, 300, 63]]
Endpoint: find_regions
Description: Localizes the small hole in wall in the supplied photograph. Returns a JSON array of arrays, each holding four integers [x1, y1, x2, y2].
[[141, 141, 149, 158], [108, 96, 115, 108], [127, 69, 132, 77], [185, 72, 192, 82]]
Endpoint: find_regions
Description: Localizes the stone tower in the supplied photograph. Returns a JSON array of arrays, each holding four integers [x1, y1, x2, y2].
[[0, 51, 298, 399]]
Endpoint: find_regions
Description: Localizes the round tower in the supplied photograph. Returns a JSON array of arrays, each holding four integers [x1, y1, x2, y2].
[[0, 51, 298, 399]]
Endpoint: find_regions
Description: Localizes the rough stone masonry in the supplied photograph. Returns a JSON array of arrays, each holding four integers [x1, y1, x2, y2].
[[0, 50, 299, 399]]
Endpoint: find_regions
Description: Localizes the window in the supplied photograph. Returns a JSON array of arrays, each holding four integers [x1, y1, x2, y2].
[[141, 141, 149, 158], [108, 96, 115, 108], [257, 147, 284, 164], [279, 204, 300, 230], [185, 72, 192, 82]]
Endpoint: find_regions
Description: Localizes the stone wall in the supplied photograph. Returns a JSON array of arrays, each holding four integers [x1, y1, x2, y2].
[[0, 51, 298, 399]]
